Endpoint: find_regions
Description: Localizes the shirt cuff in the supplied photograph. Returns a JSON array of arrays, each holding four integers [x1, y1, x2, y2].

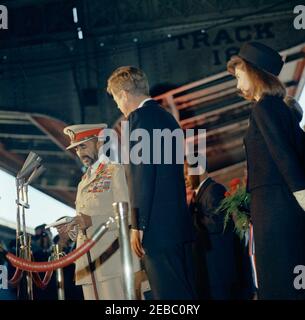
[[131, 207, 139, 229], [293, 190, 305, 211], [131, 208, 146, 230]]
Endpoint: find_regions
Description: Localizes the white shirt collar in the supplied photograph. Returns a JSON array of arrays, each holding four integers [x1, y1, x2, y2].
[[137, 98, 153, 109], [195, 177, 209, 195]]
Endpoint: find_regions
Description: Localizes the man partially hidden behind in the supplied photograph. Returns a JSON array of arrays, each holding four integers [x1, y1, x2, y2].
[[107, 66, 196, 299], [185, 162, 254, 299]]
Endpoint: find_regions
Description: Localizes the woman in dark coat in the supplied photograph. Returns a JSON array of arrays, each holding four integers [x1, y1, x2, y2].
[[227, 42, 305, 300]]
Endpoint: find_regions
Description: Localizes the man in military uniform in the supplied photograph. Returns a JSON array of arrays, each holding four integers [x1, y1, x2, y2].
[[57, 123, 140, 300]]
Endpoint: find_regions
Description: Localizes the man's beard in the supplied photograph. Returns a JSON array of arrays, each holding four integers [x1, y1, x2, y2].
[[81, 155, 97, 167]]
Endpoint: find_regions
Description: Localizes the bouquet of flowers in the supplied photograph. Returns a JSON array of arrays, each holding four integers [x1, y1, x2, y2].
[[217, 177, 251, 240]]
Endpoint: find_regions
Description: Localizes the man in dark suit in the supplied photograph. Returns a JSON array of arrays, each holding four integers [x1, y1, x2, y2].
[[186, 163, 254, 300], [107, 66, 196, 299]]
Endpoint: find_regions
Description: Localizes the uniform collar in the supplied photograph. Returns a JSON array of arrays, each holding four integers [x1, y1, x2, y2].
[[90, 160, 100, 174], [87, 153, 110, 176]]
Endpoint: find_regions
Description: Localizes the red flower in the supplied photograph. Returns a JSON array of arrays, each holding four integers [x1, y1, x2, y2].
[[229, 178, 241, 188], [224, 191, 231, 197]]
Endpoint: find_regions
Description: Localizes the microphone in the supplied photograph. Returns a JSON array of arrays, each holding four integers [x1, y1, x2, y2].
[[26, 165, 45, 185], [17, 152, 42, 180]]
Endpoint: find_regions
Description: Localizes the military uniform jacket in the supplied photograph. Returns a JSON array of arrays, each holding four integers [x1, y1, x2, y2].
[[74, 159, 139, 285]]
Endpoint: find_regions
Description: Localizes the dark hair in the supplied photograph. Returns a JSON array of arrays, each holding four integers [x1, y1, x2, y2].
[[35, 223, 46, 231], [284, 96, 303, 122], [185, 154, 209, 174]]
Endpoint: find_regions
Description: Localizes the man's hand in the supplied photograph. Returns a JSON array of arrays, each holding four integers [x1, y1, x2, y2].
[[56, 213, 92, 235], [56, 224, 71, 237], [70, 213, 92, 231], [130, 229, 145, 258]]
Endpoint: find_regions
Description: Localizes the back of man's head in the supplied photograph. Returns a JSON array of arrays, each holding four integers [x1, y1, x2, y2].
[[107, 66, 150, 97]]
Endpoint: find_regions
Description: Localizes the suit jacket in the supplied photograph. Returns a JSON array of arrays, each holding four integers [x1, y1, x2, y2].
[[126, 99, 194, 251], [244, 95, 305, 193], [75, 160, 140, 285], [191, 177, 227, 235]]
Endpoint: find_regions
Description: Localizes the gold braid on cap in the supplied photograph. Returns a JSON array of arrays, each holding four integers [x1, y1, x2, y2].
[[66, 129, 76, 142]]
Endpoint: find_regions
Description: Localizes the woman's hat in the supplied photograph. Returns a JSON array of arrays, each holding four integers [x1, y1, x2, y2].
[[236, 42, 284, 76]]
